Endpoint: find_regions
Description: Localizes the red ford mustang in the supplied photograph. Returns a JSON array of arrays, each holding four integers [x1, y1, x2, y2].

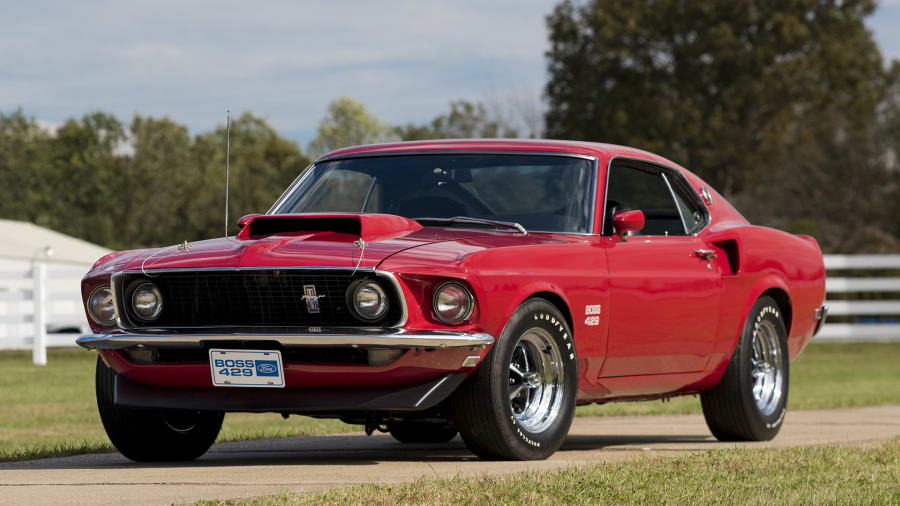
[[77, 139, 827, 461]]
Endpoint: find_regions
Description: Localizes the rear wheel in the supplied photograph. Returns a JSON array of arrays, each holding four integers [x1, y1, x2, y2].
[[387, 421, 458, 443], [451, 298, 577, 460], [95, 356, 224, 461], [701, 296, 789, 441]]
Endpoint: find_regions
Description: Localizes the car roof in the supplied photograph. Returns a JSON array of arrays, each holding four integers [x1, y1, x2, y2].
[[317, 138, 687, 171]]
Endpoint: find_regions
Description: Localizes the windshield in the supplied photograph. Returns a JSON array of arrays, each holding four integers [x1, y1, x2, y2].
[[272, 153, 595, 233]]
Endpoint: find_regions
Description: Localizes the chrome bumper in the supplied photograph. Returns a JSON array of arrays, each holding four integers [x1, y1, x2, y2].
[[813, 305, 828, 337], [76, 328, 495, 350]]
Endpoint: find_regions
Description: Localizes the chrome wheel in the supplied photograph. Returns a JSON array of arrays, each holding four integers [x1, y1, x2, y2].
[[508, 327, 565, 433], [751, 320, 784, 416]]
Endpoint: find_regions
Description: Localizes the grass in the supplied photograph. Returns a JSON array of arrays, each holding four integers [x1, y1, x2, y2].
[[198, 438, 900, 505], [1, 342, 899, 462], [575, 340, 900, 416], [0, 348, 359, 462]]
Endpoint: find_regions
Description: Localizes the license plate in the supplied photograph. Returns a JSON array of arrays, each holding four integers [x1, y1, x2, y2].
[[209, 349, 285, 388]]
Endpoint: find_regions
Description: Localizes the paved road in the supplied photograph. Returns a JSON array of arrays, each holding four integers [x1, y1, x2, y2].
[[2, 405, 898, 505]]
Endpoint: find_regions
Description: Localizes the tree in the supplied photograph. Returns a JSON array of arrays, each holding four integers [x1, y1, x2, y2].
[[190, 112, 310, 238], [545, 0, 898, 251], [0, 110, 53, 225], [307, 97, 397, 157], [396, 99, 520, 141], [0, 110, 309, 249]]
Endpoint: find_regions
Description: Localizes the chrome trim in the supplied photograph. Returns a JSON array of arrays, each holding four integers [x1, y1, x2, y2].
[[316, 149, 599, 163], [267, 163, 314, 214], [815, 305, 828, 321], [414, 375, 451, 407], [87, 285, 116, 325], [661, 172, 689, 235], [700, 186, 713, 205], [271, 150, 600, 236], [602, 155, 711, 237], [115, 267, 409, 329], [76, 329, 495, 350], [110, 276, 124, 328], [432, 281, 476, 324]]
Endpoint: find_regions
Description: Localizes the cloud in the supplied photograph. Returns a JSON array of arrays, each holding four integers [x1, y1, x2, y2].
[[0, 0, 557, 145], [125, 43, 185, 61], [1, 0, 897, 147]]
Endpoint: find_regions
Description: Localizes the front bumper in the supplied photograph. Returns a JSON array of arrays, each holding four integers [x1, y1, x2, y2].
[[76, 328, 495, 350]]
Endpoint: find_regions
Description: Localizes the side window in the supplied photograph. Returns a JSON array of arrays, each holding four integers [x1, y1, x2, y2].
[[604, 164, 685, 236], [665, 174, 708, 235]]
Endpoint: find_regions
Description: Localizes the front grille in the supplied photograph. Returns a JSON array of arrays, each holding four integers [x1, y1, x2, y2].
[[115, 269, 403, 329]]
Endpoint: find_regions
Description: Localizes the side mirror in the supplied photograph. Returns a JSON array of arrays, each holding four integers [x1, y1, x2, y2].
[[613, 210, 644, 240], [237, 213, 263, 229]]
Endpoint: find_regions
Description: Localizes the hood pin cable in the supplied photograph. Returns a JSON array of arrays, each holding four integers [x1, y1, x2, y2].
[[352, 238, 367, 275]]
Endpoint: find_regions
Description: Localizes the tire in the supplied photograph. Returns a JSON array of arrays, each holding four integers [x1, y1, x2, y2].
[[387, 421, 458, 443], [95, 356, 224, 462], [451, 298, 578, 460], [701, 296, 789, 441]]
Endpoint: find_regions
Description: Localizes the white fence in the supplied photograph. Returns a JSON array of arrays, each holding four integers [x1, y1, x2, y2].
[[818, 254, 900, 341], [0, 261, 91, 364], [0, 255, 898, 365]]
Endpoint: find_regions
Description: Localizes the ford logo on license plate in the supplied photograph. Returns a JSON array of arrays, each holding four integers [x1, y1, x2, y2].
[[208, 349, 285, 388]]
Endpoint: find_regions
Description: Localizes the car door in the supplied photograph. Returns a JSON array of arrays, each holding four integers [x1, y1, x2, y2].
[[598, 161, 722, 378]]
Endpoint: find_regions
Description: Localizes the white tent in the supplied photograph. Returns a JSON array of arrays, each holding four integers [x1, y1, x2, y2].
[[0, 219, 110, 266]]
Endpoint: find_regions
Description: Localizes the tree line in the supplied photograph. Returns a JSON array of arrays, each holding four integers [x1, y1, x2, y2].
[[1, 0, 898, 253], [0, 98, 518, 250]]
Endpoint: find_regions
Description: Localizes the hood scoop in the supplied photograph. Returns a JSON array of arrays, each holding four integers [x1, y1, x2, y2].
[[237, 213, 423, 243]]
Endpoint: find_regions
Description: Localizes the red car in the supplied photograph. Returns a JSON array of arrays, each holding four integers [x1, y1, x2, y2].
[[78, 139, 827, 462]]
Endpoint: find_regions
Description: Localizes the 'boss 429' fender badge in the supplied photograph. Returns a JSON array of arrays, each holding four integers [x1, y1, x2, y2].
[[585, 304, 601, 325]]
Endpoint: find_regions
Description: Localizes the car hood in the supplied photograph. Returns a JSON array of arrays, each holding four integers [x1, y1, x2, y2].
[[90, 214, 563, 273]]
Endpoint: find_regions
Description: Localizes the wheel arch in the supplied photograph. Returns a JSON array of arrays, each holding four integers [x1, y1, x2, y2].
[[525, 291, 574, 333], [760, 287, 792, 337]]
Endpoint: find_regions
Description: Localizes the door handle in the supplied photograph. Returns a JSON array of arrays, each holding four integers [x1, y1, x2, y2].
[[695, 249, 717, 270]]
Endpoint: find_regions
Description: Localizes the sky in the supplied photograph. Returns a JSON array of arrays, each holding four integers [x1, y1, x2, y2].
[[2, 1, 899, 148]]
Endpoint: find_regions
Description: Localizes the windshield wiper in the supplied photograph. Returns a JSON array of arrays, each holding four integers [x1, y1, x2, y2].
[[413, 216, 528, 236]]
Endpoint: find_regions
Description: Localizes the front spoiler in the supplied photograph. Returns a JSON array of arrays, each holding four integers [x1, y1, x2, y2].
[[113, 371, 467, 413], [76, 328, 495, 350]]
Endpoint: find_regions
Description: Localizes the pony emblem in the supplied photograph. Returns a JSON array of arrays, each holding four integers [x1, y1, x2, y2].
[[302, 285, 325, 313]]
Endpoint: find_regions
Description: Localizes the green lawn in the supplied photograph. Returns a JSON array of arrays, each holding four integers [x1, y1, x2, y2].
[[200, 438, 900, 505], [576, 340, 900, 417], [0, 348, 358, 462], [1, 342, 899, 462]]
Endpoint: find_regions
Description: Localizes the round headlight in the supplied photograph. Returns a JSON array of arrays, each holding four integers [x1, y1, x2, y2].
[[348, 280, 388, 321], [131, 282, 163, 321], [87, 285, 116, 324], [433, 282, 474, 323]]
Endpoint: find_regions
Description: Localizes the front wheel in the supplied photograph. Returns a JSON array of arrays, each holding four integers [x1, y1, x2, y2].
[[95, 356, 224, 462], [701, 296, 789, 441], [451, 298, 578, 460]]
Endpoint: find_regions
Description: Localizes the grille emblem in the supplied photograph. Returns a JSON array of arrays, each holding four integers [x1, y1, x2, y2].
[[302, 285, 325, 313]]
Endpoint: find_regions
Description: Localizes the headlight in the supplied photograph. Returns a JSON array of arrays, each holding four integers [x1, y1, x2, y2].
[[87, 285, 116, 324], [433, 282, 474, 323], [131, 282, 163, 321], [347, 280, 388, 321]]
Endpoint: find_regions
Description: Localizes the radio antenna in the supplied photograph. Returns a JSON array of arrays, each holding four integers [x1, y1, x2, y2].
[[224, 110, 231, 237]]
